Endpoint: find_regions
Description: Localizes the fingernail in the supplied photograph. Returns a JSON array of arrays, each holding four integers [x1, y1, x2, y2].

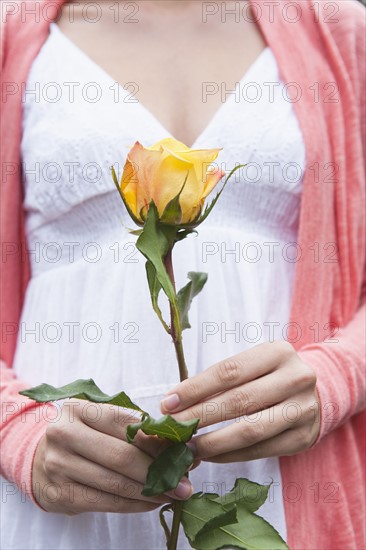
[[174, 479, 192, 499], [161, 393, 180, 412]]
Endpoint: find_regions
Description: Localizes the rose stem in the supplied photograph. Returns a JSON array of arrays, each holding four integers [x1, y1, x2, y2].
[[163, 246, 188, 550], [164, 247, 188, 382]]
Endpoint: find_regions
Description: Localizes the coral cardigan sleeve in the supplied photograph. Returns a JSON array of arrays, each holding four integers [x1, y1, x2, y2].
[[0, 0, 62, 505], [298, 0, 366, 444], [0, 361, 55, 504], [298, 302, 366, 442]]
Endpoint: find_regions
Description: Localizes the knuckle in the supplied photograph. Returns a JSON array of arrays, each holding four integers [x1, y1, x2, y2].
[[110, 443, 134, 471], [241, 419, 265, 446], [183, 380, 201, 403], [300, 398, 317, 423], [103, 472, 119, 492], [200, 401, 219, 423], [217, 358, 242, 386], [276, 340, 295, 358], [246, 440, 264, 460], [44, 450, 61, 477], [45, 422, 71, 444], [295, 426, 313, 451], [226, 388, 252, 417], [296, 364, 317, 389], [121, 480, 141, 500], [109, 405, 140, 428], [186, 407, 202, 422]]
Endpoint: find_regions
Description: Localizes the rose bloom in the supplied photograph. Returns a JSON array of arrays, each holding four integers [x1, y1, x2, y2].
[[119, 138, 225, 225]]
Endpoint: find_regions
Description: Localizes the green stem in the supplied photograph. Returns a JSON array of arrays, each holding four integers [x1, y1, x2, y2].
[[168, 501, 184, 550], [164, 246, 188, 550], [164, 247, 188, 381]]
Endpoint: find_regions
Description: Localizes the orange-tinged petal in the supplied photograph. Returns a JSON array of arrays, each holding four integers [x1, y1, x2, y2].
[[120, 157, 139, 217], [202, 168, 226, 199], [119, 138, 224, 225], [124, 142, 165, 218]]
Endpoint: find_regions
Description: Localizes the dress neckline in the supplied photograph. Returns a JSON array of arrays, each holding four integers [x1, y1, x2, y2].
[[49, 23, 271, 149]]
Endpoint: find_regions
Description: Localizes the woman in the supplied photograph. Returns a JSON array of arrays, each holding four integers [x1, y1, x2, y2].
[[1, 0, 365, 549]]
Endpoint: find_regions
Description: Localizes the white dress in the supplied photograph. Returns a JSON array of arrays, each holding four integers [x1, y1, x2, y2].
[[1, 23, 305, 550]]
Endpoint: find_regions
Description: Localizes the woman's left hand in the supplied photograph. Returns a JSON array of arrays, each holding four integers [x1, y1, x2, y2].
[[160, 341, 320, 462]]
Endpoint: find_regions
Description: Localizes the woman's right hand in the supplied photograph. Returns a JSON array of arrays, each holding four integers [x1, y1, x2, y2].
[[32, 399, 193, 514]]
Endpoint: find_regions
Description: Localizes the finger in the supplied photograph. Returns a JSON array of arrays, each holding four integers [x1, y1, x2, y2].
[[65, 424, 193, 500], [77, 402, 171, 457], [170, 364, 304, 428], [160, 341, 294, 414], [40, 481, 160, 515], [65, 423, 159, 484], [78, 401, 141, 438], [205, 428, 304, 463], [63, 453, 171, 505], [188, 396, 308, 460], [133, 433, 172, 458]]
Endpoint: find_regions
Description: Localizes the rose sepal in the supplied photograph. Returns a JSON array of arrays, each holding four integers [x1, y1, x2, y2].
[[111, 165, 144, 227]]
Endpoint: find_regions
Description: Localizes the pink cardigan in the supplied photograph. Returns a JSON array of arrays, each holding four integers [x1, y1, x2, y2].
[[1, 1, 365, 548]]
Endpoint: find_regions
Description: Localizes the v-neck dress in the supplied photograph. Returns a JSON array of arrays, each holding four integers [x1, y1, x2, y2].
[[4, 22, 305, 549]]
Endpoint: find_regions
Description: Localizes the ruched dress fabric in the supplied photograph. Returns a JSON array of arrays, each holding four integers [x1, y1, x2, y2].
[[2, 23, 306, 549]]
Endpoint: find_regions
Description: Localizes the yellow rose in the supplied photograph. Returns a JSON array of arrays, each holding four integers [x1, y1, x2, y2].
[[119, 138, 225, 225]]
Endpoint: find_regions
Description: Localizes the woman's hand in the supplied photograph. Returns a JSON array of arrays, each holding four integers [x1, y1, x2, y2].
[[160, 341, 320, 462], [32, 399, 193, 514]]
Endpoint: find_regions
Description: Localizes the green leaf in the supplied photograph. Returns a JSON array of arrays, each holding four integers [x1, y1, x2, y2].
[[111, 165, 143, 227], [194, 503, 239, 541], [136, 202, 178, 311], [19, 379, 144, 413], [181, 479, 289, 550], [145, 261, 170, 333], [126, 414, 199, 443], [142, 442, 194, 496], [212, 478, 270, 514], [181, 495, 238, 546], [177, 272, 208, 330], [194, 506, 289, 550]]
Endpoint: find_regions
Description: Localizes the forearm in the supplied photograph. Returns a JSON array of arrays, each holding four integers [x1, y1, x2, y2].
[[298, 303, 366, 442], [0, 361, 54, 502]]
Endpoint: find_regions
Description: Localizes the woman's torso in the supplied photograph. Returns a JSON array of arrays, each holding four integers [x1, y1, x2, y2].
[[2, 13, 305, 549]]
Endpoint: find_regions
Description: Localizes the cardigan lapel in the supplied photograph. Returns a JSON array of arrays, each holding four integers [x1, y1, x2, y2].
[[250, 0, 365, 345], [0, 0, 68, 365]]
